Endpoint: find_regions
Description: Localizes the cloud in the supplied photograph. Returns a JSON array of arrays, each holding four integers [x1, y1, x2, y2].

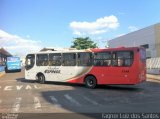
[[70, 15, 119, 35], [0, 29, 42, 57], [128, 26, 139, 32]]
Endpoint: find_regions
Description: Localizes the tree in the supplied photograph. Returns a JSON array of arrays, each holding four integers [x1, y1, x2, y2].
[[71, 37, 98, 50]]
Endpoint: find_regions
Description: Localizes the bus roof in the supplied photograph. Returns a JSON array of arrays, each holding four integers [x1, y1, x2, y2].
[[27, 47, 143, 55], [91, 46, 142, 52], [28, 49, 92, 54]]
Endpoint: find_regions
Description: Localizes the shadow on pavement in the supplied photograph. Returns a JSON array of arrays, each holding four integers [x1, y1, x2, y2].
[[45, 81, 84, 88], [5, 70, 21, 73], [16, 78, 144, 91], [40, 81, 160, 118], [39, 85, 149, 119], [16, 78, 36, 83], [97, 85, 143, 92], [16, 77, 84, 86], [16, 77, 143, 91]]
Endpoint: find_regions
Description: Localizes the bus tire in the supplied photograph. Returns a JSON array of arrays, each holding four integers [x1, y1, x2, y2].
[[5, 67, 8, 73], [37, 73, 45, 84], [85, 76, 97, 89]]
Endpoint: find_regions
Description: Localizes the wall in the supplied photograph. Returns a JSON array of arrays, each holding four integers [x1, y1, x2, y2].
[[154, 24, 160, 57], [108, 24, 159, 58], [147, 57, 160, 74]]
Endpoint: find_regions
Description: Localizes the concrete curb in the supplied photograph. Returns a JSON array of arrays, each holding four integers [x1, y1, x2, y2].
[[0, 71, 5, 78], [147, 74, 160, 81]]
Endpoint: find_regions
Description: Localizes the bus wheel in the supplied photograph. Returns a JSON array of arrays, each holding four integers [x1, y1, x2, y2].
[[5, 67, 8, 73], [85, 76, 97, 89], [37, 74, 45, 84]]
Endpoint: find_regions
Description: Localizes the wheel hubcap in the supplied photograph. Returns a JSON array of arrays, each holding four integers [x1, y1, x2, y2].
[[40, 77, 42, 81], [88, 79, 93, 86]]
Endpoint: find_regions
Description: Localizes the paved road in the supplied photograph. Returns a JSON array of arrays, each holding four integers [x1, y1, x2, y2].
[[0, 69, 160, 118]]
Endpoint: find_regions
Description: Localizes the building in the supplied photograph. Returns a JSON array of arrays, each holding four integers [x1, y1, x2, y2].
[[0, 48, 12, 65], [108, 23, 160, 58]]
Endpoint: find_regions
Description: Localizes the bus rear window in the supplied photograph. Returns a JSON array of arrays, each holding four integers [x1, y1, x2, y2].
[[140, 49, 146, 61]]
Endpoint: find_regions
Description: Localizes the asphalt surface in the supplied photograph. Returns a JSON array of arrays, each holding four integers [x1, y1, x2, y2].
[[0, 69, 160, 118]]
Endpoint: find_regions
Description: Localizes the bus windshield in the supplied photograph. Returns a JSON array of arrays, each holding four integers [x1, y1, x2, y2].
[[7, 57, 20, 62], [25, 54, 35, 70], [5, 56, 21, 72]]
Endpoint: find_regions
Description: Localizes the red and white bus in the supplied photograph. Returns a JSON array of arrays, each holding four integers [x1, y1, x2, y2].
[[25, 47, 146, 88]]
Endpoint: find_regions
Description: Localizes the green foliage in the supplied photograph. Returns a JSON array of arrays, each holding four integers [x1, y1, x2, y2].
[[71, 37, 98, 50]]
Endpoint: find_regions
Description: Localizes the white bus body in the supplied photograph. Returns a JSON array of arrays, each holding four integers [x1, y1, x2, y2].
[[25, 50, 92, 82]]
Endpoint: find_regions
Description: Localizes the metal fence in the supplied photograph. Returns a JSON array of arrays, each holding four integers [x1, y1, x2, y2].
[[147, 57, 160, 74], [147, 57, 160, 69]]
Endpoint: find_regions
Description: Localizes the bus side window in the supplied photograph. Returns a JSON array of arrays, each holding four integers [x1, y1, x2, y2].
[[112, 51, 134, 67], [36, 54, 48, 66], [117, 58, 124, 66], [62, 53, 76, 66], [49, 53, 61, 66], [125, 59, 131, 66], [104, 60, 111, 66], [94, 52, 111, 66], [77, 52, 92, 66], [112, 59, 117, 66]]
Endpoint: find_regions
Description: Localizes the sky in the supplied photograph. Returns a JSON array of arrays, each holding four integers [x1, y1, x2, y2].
[[0, 0, 160, 57]]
